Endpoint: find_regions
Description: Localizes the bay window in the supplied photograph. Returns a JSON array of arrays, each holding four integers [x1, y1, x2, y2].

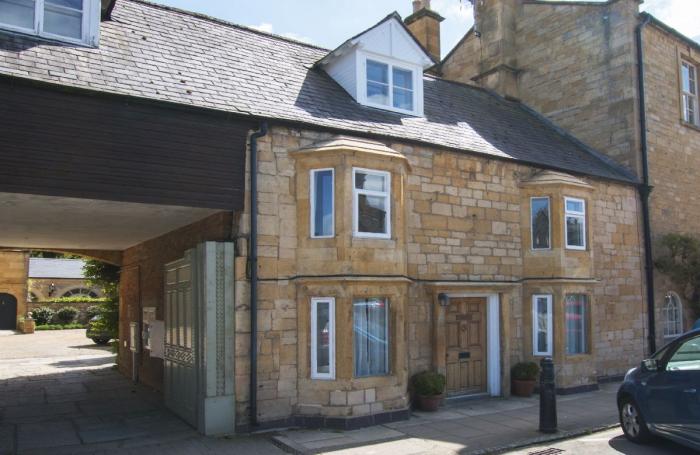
[[565, 294, 588, 355], [353, 168, 391, 238], [311, 297, 335, 380], [0, 0, 98, 45], [310, 169, 334, 238], [532, 294, 553, 356], [353, 297, 389, 377], [564, 197, 586, 250]]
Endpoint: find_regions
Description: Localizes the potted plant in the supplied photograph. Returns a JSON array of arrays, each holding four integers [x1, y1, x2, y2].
[[412, 371, 446, 411], [511, 361, 540, 397]]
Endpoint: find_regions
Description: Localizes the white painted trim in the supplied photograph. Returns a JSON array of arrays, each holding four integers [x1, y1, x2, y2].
[[564, 196, 586, 250], [309, 168, 335, 239], [358, 51, 424, 117], [530, 196, 551, 251], [532, 294, 553, 356], [311, 297, 335, 380], [352, 167, 391, 239], [443, 292, 501, 397], [0, 0, 100, 46], [663, 292, 684, 339]]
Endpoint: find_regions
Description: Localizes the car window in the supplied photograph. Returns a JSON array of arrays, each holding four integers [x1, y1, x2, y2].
[[667, 336, 700, 371]]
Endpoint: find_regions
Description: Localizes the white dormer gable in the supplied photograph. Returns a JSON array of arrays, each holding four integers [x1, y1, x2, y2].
[[317, 13, 434, 117]]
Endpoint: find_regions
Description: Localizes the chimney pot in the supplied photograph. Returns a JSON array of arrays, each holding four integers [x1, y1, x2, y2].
[[412, 0, 431, 13]]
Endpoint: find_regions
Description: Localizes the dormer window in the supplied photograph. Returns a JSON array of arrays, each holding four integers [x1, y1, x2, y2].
[[366, 59, 415, 112], [0, 0, 99, 46], [317, 13, 434, 117]]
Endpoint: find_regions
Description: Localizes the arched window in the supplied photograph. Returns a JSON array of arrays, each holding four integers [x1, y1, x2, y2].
[[663, 292, 683, 339], [62, 288, 98, 299]]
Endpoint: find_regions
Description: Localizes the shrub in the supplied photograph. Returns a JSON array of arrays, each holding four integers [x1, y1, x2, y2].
[[55, 306, 79, 324], [35, 323, 84, 330], [412, 371, 446, 396], [31, 306, 55, 325], [86, 305, 102, 319], [512, 362, 540, 381]]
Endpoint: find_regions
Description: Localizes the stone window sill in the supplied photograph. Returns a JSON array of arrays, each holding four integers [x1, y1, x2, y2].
[[681, 120, 700, 133]]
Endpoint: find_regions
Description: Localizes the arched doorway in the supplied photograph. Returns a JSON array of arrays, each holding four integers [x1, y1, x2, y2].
[[0, 293, 18, 330]]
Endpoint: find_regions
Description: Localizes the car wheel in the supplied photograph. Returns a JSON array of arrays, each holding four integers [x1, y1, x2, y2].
[[619, 397, 652, 443], [92, 338, 110, 345]]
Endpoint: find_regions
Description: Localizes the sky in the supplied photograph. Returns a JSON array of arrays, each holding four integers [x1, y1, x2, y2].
[[149, 0, 700, 58]]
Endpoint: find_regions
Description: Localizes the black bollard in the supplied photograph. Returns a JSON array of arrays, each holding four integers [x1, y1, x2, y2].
[[539, 357, 557, 433]]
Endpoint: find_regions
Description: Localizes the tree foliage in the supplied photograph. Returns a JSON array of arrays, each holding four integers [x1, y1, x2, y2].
[[82, 260, 120, 339], [654, 233, 700, 317]]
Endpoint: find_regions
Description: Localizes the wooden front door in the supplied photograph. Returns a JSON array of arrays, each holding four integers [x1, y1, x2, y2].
[[445, 297, 487, 395]]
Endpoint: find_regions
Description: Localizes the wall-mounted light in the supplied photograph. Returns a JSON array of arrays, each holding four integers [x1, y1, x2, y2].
[[48, 283, 56, 297], [438, 293, 449, 307]]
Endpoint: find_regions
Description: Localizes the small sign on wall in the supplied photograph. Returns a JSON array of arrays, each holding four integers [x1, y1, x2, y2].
[[143, 307, 156, 323]]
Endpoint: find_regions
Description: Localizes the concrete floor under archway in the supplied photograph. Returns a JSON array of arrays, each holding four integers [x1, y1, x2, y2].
[[0, 330, 283, 454]]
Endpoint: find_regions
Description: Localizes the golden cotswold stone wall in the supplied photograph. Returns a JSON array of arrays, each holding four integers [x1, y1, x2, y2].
[[233, 125, 645, 425], [441, 0, 641, 173], [0, 251, 29, 327], [643, 24, 700, 344]]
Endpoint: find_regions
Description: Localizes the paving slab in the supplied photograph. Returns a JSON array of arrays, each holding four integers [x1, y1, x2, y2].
[[272, 383, 621, 454]]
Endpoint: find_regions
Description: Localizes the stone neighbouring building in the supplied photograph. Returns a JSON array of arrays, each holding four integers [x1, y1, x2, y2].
[[0, 251, 29, 330], [0, 0, 652, 434], [439, 0, 700, 350]]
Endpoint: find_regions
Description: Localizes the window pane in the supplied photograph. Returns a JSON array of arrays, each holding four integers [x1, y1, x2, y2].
[[565, 295, 587, 354], [315, 301, 330, 375], [531, 198, 550, 249], [313, 170, 333, 237], [367, 81, 389, 105], [354, 298, 388, 377], [667, 336, 700, 371], [536, 297, 549, 354], [683, 64, 691, 93], [566, 216, 584, 247], [358, 194, 387, 234], [566, 199, 584, 213], [393, 67, 413, 90], [0, 0, 35, 29], [367, 60, 388, 84], [393, 87, 413, 111], [355, 172, 386, 192], [44, 3, 82, 39], [45, 0, 81, 9], [664, 293, 682, 338]]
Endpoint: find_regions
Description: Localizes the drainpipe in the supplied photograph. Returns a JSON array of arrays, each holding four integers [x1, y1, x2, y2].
[[249, 121, 268, 427], [636, 15, 656, 354]]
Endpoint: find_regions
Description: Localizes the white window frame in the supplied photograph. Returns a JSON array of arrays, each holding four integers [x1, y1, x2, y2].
[[309, 168, 334, 239], [565, 294, 589, 355], [663, 292, 683, 339], [681, 60, 699, 126], [352, 167, 391, 239], [353, 297, 390, 378], [0, 0, 100, 46], [310, 297, 335, 380], [532, 294, 553, 356], [358, 52, 423, 116], [530, 196, 551, 251], [564, 197, 586, 251]]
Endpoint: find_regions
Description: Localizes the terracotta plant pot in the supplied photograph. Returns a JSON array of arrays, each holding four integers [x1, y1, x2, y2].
[[415, 394, 442, 412], [512, 379, 536, 397]]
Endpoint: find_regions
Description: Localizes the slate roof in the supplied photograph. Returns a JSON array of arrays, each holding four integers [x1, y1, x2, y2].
[[28, 258, 86, 279], [0, 0, 636, 183]]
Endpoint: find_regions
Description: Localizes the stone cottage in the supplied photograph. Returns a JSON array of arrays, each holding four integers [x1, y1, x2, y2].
[[0, 0, 647, 434], [440, 0, 700, 351]]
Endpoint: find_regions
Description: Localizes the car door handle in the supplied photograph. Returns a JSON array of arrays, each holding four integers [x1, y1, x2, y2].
[[684, 388, 697, 394]]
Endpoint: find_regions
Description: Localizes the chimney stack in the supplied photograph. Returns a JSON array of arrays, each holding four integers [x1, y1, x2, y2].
[[404, 0, 444, 62]]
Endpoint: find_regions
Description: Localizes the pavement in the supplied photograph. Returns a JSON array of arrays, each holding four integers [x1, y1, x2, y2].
[[0, 329, 285, 455], [505, 427, 696, 454], [272, 384, 622, 455]]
